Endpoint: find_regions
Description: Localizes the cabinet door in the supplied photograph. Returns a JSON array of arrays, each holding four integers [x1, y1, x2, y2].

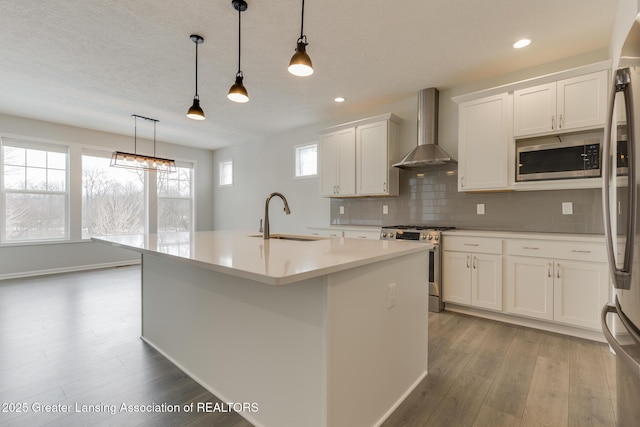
[[458, 93, 509, 191], [319, 132, 339, 196], [356, 121, 389, 195], [320, 128, 355, 197], [553, 260, 609, 330], [471, 253, 503, 311], [443, 251, 472, 305], [557, 70, 607, 131], [336, 128, 356, 196], [506, 256, 554, 320], [513, 82, 556, 137]]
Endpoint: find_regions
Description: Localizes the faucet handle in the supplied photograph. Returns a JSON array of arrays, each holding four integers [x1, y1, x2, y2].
[[259, 219, 263, 233]]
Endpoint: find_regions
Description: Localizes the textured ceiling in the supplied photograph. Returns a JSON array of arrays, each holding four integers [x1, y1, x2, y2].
[[0, 0, 618, 149]]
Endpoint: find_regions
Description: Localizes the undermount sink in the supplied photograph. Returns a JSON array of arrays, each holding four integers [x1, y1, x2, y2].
[[248, 233, 326, 242]]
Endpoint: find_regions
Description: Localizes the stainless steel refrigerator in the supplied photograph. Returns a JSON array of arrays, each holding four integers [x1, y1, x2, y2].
[[602, 14, 640, 427]]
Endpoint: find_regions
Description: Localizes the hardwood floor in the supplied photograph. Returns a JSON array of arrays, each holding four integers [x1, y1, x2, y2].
[[0, 267, 617, 426], [384, 309, 617, 427]]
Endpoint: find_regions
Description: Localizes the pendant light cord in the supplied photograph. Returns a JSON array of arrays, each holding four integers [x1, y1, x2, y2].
[[237, 4, 242, 74], [194, 41, 199, 99], [300, 0, 305, 39]]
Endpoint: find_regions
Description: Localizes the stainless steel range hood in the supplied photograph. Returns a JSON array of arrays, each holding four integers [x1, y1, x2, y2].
[[393, 88, 455, 168]]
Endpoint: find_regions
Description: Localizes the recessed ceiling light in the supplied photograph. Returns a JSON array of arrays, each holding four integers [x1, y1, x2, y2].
[[334, 97, 346, 103], [513, 39, 531, 49]]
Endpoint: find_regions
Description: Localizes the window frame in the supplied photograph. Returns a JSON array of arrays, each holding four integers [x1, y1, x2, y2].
[[294, 142, 318, 179], [1, 137, 70, 243], [219, 159, 234, 187], [157, 161, 195, 233]]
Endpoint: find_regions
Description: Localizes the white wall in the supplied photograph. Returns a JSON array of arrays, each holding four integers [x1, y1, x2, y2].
[[0, 113, 215, 279]]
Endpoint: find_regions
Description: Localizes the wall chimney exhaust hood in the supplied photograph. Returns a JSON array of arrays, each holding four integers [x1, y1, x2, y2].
[[393, 88, 456, 169]]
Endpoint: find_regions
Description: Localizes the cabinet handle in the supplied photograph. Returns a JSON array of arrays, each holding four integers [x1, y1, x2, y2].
[[464, 243, 479, 246], [559, 114, 563, 129], [571, 249, 592, 254], [548, 262, 552, 278], [383, 182, 387, 192], [557, 263, 561, 278], [466, 255, 470, 268], [357, 236, 367, 239], [461, 176, 465, 188], [522, 246, 539, 250], [473, 256, 477, 269], [551, 116, 555, 130]]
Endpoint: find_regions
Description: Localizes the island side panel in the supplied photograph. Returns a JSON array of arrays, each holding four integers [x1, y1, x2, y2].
[[140, 253, 327, 427], [325, 250, 429, 427]]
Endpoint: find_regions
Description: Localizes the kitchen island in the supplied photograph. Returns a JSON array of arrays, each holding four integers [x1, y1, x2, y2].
[[92, 231, 430, 427]]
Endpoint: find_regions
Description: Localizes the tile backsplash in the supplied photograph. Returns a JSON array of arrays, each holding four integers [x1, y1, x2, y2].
[[330, 163, 603, 234]]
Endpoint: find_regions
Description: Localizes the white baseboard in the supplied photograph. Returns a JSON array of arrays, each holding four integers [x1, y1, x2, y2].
[[445, 304, 606, 343], [0, 260, 140, 281]]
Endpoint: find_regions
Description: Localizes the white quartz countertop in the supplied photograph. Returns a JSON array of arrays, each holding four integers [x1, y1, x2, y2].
[[92, 231, 431, 285]]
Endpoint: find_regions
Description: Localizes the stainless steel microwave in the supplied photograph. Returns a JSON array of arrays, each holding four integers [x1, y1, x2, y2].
[[516, 138, 601, 182]]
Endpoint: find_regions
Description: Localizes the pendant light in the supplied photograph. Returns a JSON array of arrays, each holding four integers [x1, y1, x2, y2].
[[288, 0, 313, 77], [111, 115, 176, 173], [187, 34, 206, 120], [228, 0, 249, 103]]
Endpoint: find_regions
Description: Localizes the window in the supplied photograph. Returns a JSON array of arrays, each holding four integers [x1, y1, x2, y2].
[[1, 139, 69, 242], [294, 143, 317, 178], [81, 151, 145, 239], [219, 160, 233, 186], [157, 163, 193, 232]]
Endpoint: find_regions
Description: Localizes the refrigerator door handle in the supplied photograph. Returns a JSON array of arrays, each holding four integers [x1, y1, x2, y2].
[[602, 302, 640, 378], [603, 68, 636, 290]]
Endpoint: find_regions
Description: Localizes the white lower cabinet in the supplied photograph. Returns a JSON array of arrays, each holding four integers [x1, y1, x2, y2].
[[553, 260, 609, 330], [506, 256, 554, 320], [505, 239, 609, 330], [443, 237, 503, 311]]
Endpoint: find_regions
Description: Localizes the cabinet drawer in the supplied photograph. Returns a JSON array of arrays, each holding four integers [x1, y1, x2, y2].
[[343, 230, 380, 240], [443, 236, 502, 254], [505, 239, 606, 262]]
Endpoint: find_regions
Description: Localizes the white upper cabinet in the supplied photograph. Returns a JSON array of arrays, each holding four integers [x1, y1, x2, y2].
[[356, 119, 399, 196], [514, 70, 607, 137], [320, 128, 356, 197], [457, 93, 509, 191], [319, 114, 400, 198]]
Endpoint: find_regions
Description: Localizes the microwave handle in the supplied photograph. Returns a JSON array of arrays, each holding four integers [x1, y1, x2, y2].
[[603, 68, 636, 290]]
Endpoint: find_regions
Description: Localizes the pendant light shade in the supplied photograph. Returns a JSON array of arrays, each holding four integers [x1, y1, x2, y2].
[[187, 34, 205, 120], [228, 72, 249, 103], [111, 115, 176, 173], [228, 0, 249, 103], [288, 0, 313, 77]]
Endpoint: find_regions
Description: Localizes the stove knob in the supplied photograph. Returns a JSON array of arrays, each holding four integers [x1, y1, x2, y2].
[[434, 235, 440, 241], [389, 232, 395, 238], [428, 235, 433, 240], [421, 234, 427, 240], [381, 232, 387, 238]]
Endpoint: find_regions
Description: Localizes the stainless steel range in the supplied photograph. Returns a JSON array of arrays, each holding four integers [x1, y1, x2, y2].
[[380, 225, 455, 313]]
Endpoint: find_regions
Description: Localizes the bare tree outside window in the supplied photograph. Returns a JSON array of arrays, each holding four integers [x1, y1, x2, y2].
[[81, 154, 144, 239], [158, 165, 193, 232]]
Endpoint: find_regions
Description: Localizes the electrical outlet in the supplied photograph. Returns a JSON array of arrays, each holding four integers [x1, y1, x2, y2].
[[562, 202, 573, 215], [383, 205, 389, 215], [477, 204, 485, 215], [387, 283, 396, 309], [339, 206, 345, 214]]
